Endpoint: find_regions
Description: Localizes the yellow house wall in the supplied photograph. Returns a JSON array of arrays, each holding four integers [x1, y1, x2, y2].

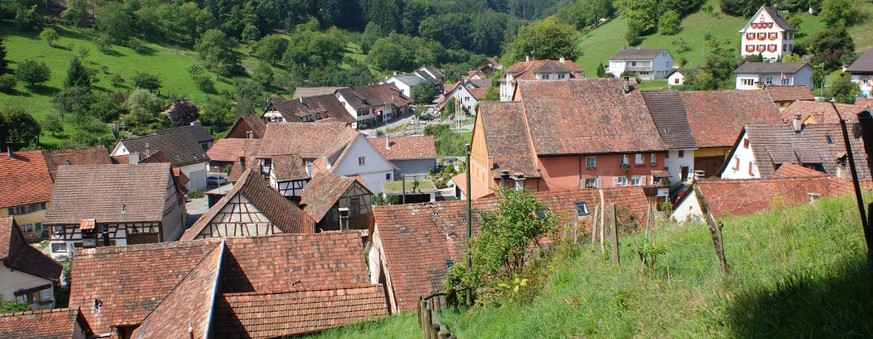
[[695, 147, 731, 158], [0, 209, 46, 228], [470, 112, 491, 188]]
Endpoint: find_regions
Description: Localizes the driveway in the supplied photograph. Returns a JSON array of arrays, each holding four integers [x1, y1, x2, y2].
[[185, 195, 210, 230]]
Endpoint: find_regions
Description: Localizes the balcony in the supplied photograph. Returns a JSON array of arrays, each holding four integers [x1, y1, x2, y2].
[[625, 66, 653, 72]]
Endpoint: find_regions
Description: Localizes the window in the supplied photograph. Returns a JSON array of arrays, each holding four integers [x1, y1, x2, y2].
[[358, 156, 366, 166], [650, 153, 656, 165], [665, 60, 670, 68], [620, 154, 629, 166], [631, 176, 646, 186], [674, 78, 680, 84], [631, 61, 637, 66], [613, 176, 628, 186], [51, 243, 67, 253], [748, 162, 755, 175], [558, 74, 567, 79], [541, 74, 550, 80], [634, 154, 644, 166], [733, 157, 740, 171], [766, 77, 773, 84], [826, 135, 834, 144], [678, 150, 685, 158], [582, 178, 601, 188], [316, 113, 321, 119], [741, 78, 755, 87], [586, 156, 596, 169], [386, 173, 392, 180], [665, 152, 670, 159], [575, 202, 590, 216], [743, 139, 750, 148]]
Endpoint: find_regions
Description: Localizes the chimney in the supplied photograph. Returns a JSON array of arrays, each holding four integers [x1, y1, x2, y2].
[[385, 134, 391, 150], [559, 57, 565, 64], [525, 55, 530, 62], [305, 161, 312, 178], [6, 145, 12, 159], [129, 152, 141, 164], [622, 76, 632, 94], [500, 170, 510, 188], [792, 114, 802, 133], [513, 173, 526, 191], [145, 143, 151, 158]]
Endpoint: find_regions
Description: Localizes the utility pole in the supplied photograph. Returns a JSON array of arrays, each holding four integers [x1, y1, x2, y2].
[[465, 143, 472, 306], [847, 107, 873, 266]]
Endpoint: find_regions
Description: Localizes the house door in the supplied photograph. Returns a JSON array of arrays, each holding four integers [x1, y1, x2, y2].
[[680, 166, 690, 182], [694, 157, 725, 178]]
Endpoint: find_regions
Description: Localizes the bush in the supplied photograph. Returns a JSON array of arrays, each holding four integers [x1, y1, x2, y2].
[[193, 72, 215, 93], [130, 71, 162, 92], [15, 59, 51, 87], [658, 10, 682, 36], [0, 74, 15, 92]]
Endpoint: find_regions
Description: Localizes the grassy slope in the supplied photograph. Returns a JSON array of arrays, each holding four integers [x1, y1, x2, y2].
[[303, 312, 420, 339], [573, 0, 873, 77], [439, 193, 873, 337]]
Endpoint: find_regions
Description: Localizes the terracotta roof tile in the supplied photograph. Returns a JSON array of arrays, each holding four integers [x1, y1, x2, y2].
[[373, 187, 648, 310], [0, 308, 91, 339], [228, 139, 261, 182], [368, 136, 437, 160], [258, 122, 358, 159], [226, 114, 267, 139], [694, 177, 854, 217], [299, 172, 366, 222], [0, 150, 53, 209], [0, 217, 62, 281], [182, 169, 315, 241], [477, 102, 540, 177], [214, 285, 388, 338], [679, 90, 781, 148], [642, 91, 697, 149], [41, 146, 112, 181], [69, 239, 222, 333], [504, 59, 583, 80], [771, 163, 828, 178], [206, 138, 248, 162], [271, 154, 309, 181], [451, 173, 494, 200], [739, 124, 869, 178], [43, 163, 175, 224], [609, 48, 667, 60], [337, 83, 412, 110], [780, 100, 860, 124], [118, 131, 209, 167], [766, 86, 814, 102], [518, 79, 667, 155], [269, 95, 357, 124]]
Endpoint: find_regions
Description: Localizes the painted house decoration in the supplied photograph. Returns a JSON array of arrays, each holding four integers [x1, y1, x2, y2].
[[739, 5, 796, 62], [0, 308, 93, 338], [368, 188, 648, 312], [607, 48, 674, 80], [368, 135, 437, 178], [43, 163, 187, 260], [499, 58, 583, 101], [152, 123, 214, 151], [181, 169, 315, 240], [299, 171, 373, 233], [846, 48, 873, 97], [719, 120, 870, 180], [733, 62, 813, 90], [384, 66, 446, 98], [642, 92, 698, 184], [0, 217, 62, 310], [68, 233, 388, 339], [111, 131, 210, 191]]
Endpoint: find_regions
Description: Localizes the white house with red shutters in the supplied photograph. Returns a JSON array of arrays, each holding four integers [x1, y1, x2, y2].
[[739, 5, 796, 62]]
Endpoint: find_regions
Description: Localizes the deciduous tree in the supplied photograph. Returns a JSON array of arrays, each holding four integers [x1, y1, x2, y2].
[[39, 27, 59, 47], [505, 17, 578, 63], [15, 59, 51, 87]]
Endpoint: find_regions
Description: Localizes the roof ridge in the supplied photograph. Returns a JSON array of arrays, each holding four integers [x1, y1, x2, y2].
[[220, 283, 380, 297], [0, 307, 77, 316]]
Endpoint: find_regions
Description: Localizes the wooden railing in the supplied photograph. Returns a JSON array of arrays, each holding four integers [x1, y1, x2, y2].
[[418, 292, 454, 339]]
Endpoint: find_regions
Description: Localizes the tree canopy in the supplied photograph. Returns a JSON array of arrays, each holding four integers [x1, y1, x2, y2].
[[505, 17, 578, 63]]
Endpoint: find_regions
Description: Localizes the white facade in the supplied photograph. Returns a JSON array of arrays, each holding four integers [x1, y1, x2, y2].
[[720, 132, 760, 179], [851, 74, 873, 97], [607, 51, 674, 79], [671, 190, 704, 222], [335, 93, 397, 129], [385, 77, 413, 98], [664, 149, 696, 184], [331, 134, 395, 194], [735, 66, 813, 90], [0, 269, 55, 310], [739, 7, 795, 61], [667, 71, 685, 87], [110, 144, 209, 191], [449, 85, 480, 115]]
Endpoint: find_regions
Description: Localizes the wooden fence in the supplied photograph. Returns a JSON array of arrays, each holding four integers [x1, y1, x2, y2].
[[417, 292, 455, 339]]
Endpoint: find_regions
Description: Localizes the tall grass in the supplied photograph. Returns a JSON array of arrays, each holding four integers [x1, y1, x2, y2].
[[439, 193, 873, 338], [302, 312, 420, 339]]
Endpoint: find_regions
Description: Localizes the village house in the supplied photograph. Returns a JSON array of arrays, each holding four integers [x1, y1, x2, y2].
[[672, 175, 855, 222], [335, 84, 413, 129], [607, 48, 674, 79], [368, 135, 437, 178], [0, 147, 112, 242], [181, 169, 315, 240], [462, 78, 668, 200], [767, 85, 815, 108], [733, 62, 813, 90], [667, 69, 686, 87], [780, 100, 862, 125], [0, 217, 62, 310], [846, 48, 873, 97], [368, 188, 649, 312], [299, 171, 374, 233], [442, 78, 491, 116], [499, 58, 583, 101], [642, 92, 698, 184], [263, 94, 358, 126], [739, 5, 796, 61], [292, 86, 347, 99], [719, 119, 869, 180], [206, 137, 248, 173], [477, 57, 502, 75], [225, 114, 267, 139], [111, 131, 210, 190], [677, 90, 782, 177], [68, 232, 387, 338], [384, 66, 446, 97], [0, 308, 93, 338], [152, 123, 214, 151], [255, 122, 395, 194], [43, 163, 186, 260]]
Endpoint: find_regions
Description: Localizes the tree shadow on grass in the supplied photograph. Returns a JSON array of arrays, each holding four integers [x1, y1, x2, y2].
[[53, 26, 91, 41], [726, 257, 873, 338], [29, 85, 59, 96]]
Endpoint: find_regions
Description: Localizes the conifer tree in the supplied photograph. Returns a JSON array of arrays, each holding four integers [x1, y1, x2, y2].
[[64, 57, 91, 90]]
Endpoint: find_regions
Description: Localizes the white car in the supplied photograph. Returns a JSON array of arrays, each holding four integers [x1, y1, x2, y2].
[[206, 175, 227, 186]]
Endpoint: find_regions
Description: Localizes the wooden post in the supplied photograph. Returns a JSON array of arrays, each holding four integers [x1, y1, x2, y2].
[[418, 299, 426, 335], [610, 204, 619, 264], [423, 305, 432, 339], [692, 182, 731, 277], [431, 324, 440, 339], [599, 191, 606, 254], [438, 330, 449, 339], [590, 206, 599, 245]]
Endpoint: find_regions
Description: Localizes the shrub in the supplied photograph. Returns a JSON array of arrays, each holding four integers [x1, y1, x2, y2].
[[15, 59, 51, 87], [130, 71, 162, 92], [193, 72, 215, 93], [0, 74, 15, 92]]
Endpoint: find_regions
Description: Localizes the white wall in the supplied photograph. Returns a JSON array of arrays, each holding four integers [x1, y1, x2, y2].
[[499, 74, 515, 102], [651, 52, 674, 79], [851, 74, 873, 96], [672, 191, 703, 222], [668, 72, 685, 87], [664, 149, 695, 183], [736, 67, 813, 90], [740, 8, 794, 61], [332, 135, 395, 194], [454, 86, 479, 115], [181, 162, 208, 191], [385, 78, 413, 98], [721, 133, 760, 179], [607, 61, 626, 78], [0, 268, 54, 309]]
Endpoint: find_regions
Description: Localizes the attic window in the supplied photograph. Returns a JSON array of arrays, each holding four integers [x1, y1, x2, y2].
[[826, 135, 834, 144], [433, 211, 440, 218], [575, 202, 589, 216]]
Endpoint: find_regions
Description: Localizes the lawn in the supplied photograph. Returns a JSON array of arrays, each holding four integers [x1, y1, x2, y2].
[[302, 312, 420, 339]]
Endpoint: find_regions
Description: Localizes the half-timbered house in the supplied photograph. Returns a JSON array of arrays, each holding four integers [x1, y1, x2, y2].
[[269, 154, 311, 200], [181, 169, 315, 241], [43, 163, 186, 260], [299, 172, 373, 233]]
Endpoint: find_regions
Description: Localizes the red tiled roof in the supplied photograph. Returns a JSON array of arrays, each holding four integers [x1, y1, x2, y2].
[[337, 83, 412, 110], [504, 59, 583, 81], [692, 177, 854, 217], [766, 86, 814, 103], [679, 90, 781, 148], [207, 138, 248, 162], [771, 163, 828, 178], [518, 79, 667, 155], [42, 146, 111, 181], [258, 122, 358, 158], [228, 139, 261, 182], [368, 136, 437, 160], [373, 187, 648, 310], [0, 150, 52, 209], [780, 100, 862, 124], [214, 285, 388, 338], [227, 114, 267, 139], [299, 172, 367, 223], [271, 154, 309, 181], [182, 169, 315, 241], [43, 163, 175, 225], [0, 217, 62, 282], [468, 87, 488, 100], [70, 239, 222, 333], [0, 308, 92, 339], [478, 101, 540, 177]]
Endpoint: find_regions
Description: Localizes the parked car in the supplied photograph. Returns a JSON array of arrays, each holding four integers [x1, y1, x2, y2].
[[207, 175, 227, 186], [419, 114, 433, 121]]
